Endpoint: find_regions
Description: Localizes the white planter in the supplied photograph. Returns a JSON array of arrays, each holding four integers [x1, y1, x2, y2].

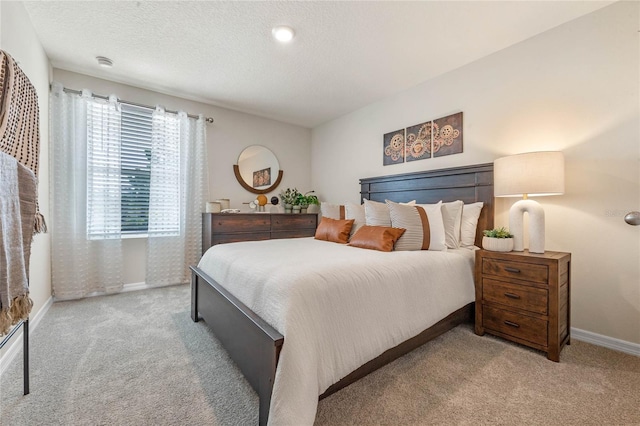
[[482, 236, 514, 252]]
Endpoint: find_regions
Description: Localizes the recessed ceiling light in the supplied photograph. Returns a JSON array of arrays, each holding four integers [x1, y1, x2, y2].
[[272, 26, 295, 43], [96, 56, 113, 68]]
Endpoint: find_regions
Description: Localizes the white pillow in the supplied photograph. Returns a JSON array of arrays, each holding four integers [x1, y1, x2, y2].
[[363, 199, 390, 227], [321, 202, 345, 220], [441, 200, 464, 249], [460, 202, 484, 248], [345, 202, 365, 237], [388, 201, 446, 251]]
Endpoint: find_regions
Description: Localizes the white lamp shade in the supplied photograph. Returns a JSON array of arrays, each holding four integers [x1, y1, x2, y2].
[[494, 151, 565, 197]]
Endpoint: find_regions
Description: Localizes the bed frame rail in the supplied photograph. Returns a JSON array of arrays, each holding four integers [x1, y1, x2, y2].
[[191, 266, 283, 425]]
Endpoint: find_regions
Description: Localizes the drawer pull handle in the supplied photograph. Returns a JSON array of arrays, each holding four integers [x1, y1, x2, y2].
[[218, 222, 222, 226], [504, 292, 521, 299], [504, 267, 521, 273], [504, 320, 520, 328]]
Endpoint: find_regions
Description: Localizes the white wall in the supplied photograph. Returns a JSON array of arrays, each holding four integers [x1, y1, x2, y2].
[[52, 69, 312, 284], [0, 2, 52, 357], [312, 2, 639, 344]]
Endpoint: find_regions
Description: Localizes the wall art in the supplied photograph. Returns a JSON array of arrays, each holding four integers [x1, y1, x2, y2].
[[405, 121, 432, 162], [433, 112, 463, 158], [253, 167, 271, 188], [383, 129, 405, 166]]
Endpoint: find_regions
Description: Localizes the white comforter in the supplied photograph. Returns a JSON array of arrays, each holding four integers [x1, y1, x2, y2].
[[198, 237, 476, 425]]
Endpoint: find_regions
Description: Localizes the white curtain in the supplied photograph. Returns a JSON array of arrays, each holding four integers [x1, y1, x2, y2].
[[50, 83, 124, 300], [145, 110, 207, 286]]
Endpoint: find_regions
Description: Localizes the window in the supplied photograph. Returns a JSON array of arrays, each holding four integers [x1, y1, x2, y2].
[[86, 99, 180, 239]]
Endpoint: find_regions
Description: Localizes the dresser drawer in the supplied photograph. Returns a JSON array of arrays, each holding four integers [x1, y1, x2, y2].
[[482, 258, 548, 284], [212, 232, 271, 245], [271, 215, 317, 231], [483, 306, 548, 347], [482, 278, 548, 315], [211, 215, 270, 233], [271, 229, 316, 239]]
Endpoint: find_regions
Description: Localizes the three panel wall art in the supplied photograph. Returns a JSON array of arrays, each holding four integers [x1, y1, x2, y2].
[[383, 112, 463, 166]]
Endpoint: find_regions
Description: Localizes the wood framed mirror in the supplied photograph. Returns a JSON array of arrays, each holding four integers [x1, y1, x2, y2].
[[233, 145, 283, 194]]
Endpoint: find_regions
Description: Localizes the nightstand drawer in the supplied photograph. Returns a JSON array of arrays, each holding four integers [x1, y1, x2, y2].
[[483, 306, 548, 347], [482, 278, 548, 315], [482, 259, 548, 283]]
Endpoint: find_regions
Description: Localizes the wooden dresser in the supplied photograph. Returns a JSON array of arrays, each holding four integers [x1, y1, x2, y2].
[[474, 249, 571, 362], [202, 213, 318, 252]]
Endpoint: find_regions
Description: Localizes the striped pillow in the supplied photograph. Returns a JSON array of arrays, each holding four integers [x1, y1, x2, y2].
[[387, 201, 446, 251], [364, 199, 416, 227]]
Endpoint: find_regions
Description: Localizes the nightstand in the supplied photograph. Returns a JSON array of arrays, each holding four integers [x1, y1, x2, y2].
[[474, 249, 571, 362]]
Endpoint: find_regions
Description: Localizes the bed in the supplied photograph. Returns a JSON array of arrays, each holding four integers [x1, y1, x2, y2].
[[190, 163, 494, 425]]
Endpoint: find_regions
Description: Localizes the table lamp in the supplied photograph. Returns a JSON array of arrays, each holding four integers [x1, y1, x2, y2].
[[494, 151, 564, 253]]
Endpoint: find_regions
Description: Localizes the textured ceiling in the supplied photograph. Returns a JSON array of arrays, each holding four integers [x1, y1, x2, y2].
[[24, 1, 613, 128]]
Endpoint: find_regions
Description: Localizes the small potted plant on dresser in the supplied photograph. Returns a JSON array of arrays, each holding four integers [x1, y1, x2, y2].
[[482, 227, 514, 252], [296, 191, 320, 214], [280, 188, 301, 213]]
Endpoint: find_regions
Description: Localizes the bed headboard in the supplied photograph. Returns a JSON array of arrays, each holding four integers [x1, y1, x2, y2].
[[360, 163, 494, 247]]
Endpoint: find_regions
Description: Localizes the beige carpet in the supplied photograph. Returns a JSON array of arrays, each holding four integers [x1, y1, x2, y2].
[[1, 284, 639, 425]]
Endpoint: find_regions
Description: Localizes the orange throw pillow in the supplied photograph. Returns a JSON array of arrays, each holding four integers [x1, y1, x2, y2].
[[348, 225, 406, 252], [315, 217, 355, 244]]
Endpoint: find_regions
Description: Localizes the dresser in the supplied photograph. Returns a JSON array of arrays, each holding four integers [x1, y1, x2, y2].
[[474, 249, 571, 362], [202, 213, 318, 252]]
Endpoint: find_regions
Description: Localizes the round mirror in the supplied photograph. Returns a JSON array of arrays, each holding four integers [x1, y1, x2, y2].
[[233, 145, 284, 194]]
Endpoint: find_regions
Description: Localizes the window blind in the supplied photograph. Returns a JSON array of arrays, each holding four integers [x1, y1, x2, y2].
[[120, 104, 153, 234], [86, 98, 182, 239]]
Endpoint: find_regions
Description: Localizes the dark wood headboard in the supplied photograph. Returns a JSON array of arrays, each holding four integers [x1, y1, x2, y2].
[[360, 163, 494, 247]]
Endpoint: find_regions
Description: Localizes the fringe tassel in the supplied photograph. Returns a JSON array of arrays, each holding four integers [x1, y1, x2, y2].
[[0, 309, 11, 336], [0, 294, 33, 336], [9, 293, 33, 325], [34, 210, 47, 234]]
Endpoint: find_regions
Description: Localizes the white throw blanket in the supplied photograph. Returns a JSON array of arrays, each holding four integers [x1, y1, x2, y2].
[[0, 152, 35, 335], [198, 238, 475, 425]]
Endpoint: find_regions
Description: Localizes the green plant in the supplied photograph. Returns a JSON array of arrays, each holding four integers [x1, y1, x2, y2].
[[482, 227, 514, 238], [280, 188, 301, 205], [296, 191, 319, 207]]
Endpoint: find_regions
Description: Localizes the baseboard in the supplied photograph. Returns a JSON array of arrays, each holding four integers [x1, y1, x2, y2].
[[121, 281, 186, 292], [0, 295, 53, 377], [571, 327, 640, 357], [121, 282, 150, 292]]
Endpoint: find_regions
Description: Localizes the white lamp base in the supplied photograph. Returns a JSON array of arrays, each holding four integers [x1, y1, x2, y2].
[[509, 199, 545, 254]]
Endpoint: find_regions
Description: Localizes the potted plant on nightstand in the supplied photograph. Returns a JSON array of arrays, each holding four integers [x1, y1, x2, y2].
[[280, 188, 301, 213], [482, 227, 514, 252]]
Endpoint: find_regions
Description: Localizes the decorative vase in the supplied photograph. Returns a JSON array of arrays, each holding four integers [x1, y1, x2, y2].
[[292, 205, 301, 214], [284, 203, 292, 214], [482, 236, 514, 252]]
